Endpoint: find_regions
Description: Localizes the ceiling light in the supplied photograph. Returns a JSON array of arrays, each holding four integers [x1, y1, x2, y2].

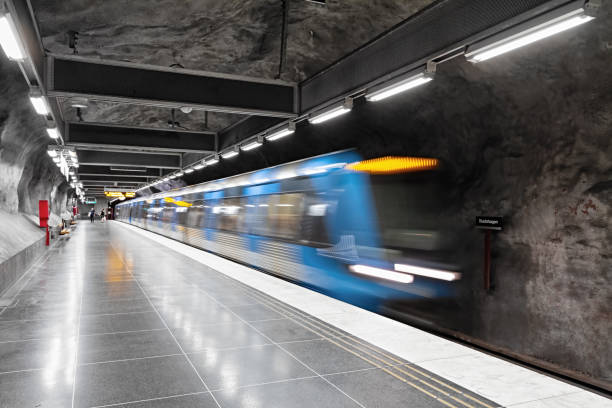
[[47, 149, 57, 157], [169, 174, 177, 179], [184, 168, 194, 173], [221, 148, 239, 159], [206, 156, 219, 166], [465, 5, 595, 63], [73, 163, 79, 168], [194, 162, 205, 170], [366, 71, 433, 102], [69, 150, 77, 157], [0, 13, 25, 60], [163, 177, 170, 181], [394, 263, 461, 281], [241, 138, 262, 152], [308, 99, 352, 124], [176, 171, 184, 176], [29, 94, 49, 115], [52, 157, 60, 163], [349, 264, 414, 284], [266, 124, 295, 141], [46, 127, 59, 139]]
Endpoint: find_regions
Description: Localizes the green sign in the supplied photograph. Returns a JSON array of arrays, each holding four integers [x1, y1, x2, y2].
[[85, 197, 97, 204]]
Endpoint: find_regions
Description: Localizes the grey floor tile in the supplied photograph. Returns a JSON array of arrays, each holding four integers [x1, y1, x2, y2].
[[0, 369, 73, 408], [78, 329, 180, 364], [79, 311, 166, 335], [0, 336, 76, 372], [250, 318, 322, 343], [281, 339, 375, 375], [80, 298, 154, 315], [171, 321, 271, 353], [74, 355, 205, 407], [208, 293, 261, 307], [213, 377, 361, 408], [189, 344, 313, 390], [326, 366, 449, 408], [0, 304, 77, 321], [160, 306, 240, 329], [112, 392, 218, 407], [0, 318, 77, 342], [228, 303, 284, 322]]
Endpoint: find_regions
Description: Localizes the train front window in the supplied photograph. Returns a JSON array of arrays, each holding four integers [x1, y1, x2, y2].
[[370, 173, 445, 251]]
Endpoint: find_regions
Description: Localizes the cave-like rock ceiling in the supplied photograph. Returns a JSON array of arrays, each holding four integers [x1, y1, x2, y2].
[[31, 0, 434, 132]]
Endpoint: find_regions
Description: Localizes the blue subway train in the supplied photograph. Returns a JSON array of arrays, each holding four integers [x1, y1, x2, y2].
[[115, 150, 462, 316]]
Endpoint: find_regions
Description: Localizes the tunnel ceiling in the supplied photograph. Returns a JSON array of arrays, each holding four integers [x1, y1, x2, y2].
[[32, 0, 434, 131]]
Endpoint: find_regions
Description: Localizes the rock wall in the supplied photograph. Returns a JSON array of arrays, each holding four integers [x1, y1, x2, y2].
[[0, 58, 71, 256], [180, 8, 611, 384]]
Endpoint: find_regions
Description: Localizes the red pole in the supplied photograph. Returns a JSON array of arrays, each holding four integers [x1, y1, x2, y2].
[[484, 230, 491, 291], [46, 226, 50, 246]]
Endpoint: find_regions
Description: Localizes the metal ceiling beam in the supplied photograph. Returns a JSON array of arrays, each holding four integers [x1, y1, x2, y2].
[[218, 116, 284, 150], [83, 181, 141, 186], [299, 0, 571, 112], [77, 166, 166, 177], [79, 175, 149, 183], [66, 122, 216, 153], [77, 150, 181, 169], [47, 55, 298, 118], [216, 0, 573, 149]]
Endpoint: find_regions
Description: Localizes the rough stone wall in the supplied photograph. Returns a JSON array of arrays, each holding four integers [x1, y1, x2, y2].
[[0, 58, 71, 231], [177, 8, 612, 383]]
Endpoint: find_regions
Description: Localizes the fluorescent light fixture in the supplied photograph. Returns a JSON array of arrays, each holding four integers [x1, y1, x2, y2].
[[176, 171, 184, 177], [194, 162, 205, 170], [206, 157, 219, 166], [184, 168, 194, 173], [169, 174, 177, 179], [466, 5, 594, 63], [163, 177, 170, 181], [47, 149, 57, 157], [266, 124, 295, 141], [52, 157, 60, 163], [349, 265, 414, 284], [221, 149, 239, 159], [241, 139, 262, 151], [0, 13, 25, 60], [46, 128, 59, 139], [309, 99, 352, 124], [366, 71, 433, 102], [394, 264, 461, 281], [29, 95, 49, 115]]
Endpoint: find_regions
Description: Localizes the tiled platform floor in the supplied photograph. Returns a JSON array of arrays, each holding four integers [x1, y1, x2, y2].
[[0, 222, 506, 407]]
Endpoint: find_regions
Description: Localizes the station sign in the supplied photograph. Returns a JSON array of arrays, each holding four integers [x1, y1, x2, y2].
[[85, 197, 97, 204], [105, 191, 136, 199], [475, 216, 503, 231]]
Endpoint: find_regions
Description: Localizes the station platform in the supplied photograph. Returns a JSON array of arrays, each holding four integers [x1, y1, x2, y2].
[[0, 222, 609, 408]]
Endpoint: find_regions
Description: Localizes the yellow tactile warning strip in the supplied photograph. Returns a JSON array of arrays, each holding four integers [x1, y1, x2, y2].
[[222, 280, 502, 408]]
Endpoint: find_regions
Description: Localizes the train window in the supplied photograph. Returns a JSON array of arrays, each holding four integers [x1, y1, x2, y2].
[[186, 200, 205, 228], [215, 197, 245, 233], [301, 192, 332, 245], [267, 193, 304, 240]]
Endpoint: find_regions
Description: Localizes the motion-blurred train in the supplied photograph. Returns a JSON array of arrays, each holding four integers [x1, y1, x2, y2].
[[116, 150, 462, 319]]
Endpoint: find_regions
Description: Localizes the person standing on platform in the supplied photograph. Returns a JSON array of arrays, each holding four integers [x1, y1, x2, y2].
[[100, 209, 106, 223], [89, 209, 95, 223]]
